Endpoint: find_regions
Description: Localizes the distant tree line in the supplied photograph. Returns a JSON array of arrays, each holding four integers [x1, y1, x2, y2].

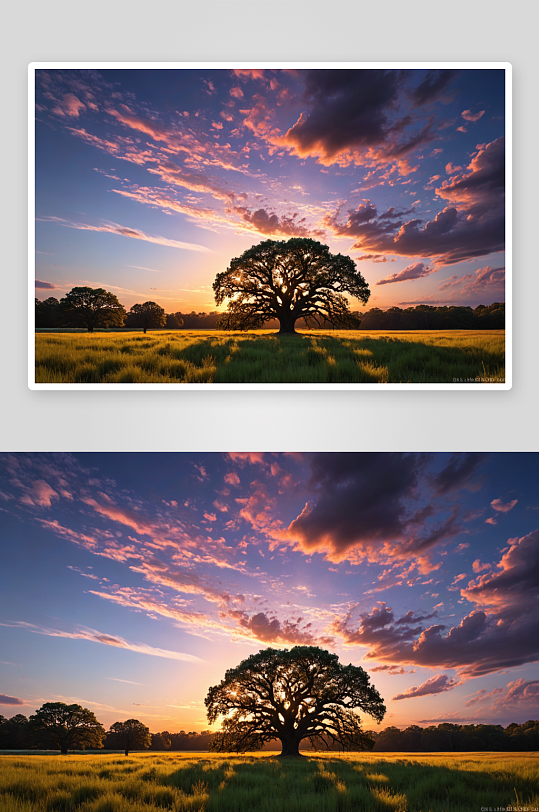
[[35, 287, 505, 332], [1, 707, 537, 753], [372, 720, 539, 752], [359, 302, 504, 330]]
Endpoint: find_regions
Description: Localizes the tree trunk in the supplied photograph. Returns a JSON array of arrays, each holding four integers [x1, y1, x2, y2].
[[87, 326, 94, 333], [278, 733, 303, 757], [277, 313, 297, 335], [125, 748, 129, 756], [143, 326, 147, 334], [61, 746, 68, 755]]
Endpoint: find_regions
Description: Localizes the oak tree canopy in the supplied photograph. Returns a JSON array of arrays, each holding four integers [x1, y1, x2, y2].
[[29, 702, 105, 755], [60, 287, 126, 332], [205, 646, 385, 757], [126, 301, 166, 333], [213, 238, 370, 334], [106, 718, 152, 756]]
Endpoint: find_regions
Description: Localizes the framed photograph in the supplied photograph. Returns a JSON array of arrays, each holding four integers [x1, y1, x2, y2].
[[29, 63, 511, 389]]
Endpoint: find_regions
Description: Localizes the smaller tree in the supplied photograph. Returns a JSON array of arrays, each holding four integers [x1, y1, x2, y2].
[[60, 287, 126, 332], [106, 719, 151, 756], [126, 301, 166, 333], [30, 702, 105, 754]]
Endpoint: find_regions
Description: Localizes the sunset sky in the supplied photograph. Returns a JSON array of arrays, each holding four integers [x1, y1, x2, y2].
[[1, 453, 536, 735], [34, 66, 506, 315]]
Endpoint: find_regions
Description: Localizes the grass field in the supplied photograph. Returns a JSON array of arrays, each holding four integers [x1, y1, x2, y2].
[[0, 751, 537, 812], [34, 330, 505, 384]]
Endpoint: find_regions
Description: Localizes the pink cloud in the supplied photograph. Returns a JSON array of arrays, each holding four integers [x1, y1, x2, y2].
[[491, 498, 518, 513], [392, 674, 460, 700], [81, 496, 163, 538], [52, 93, 86, 118], [232, 69, 266, 80], [128, 560, 233, 605], [224, 472, 240, 486], [227, 452, 266, 465], [223, 608, 318, 646], [462, 109, 485, 122], [376, 262, 435, 286], [472, 559, 491, 573], [19, 479, 59, 508], [37, 519, 143, 563], [465, 679, 539, 711], [88, 586, 210, 627], [107, 106, 171, 143], [438, 266, 505, 299]]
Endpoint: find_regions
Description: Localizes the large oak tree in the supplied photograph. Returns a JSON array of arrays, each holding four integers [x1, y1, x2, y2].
[[205, 646, 385, 757], [213, 238, 370, 334]]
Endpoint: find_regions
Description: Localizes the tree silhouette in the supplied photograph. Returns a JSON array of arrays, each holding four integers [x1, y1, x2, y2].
[[126, 301, 166, 333], [205, 646, 385, 757], [106, 719, 151, 756], [165, 312, 184, 329], [0, 714, 31, 749], [35, 297, 63, 328], [213, 238, 370, 334], [60, 287, 126, 332], [30, 702, 105, 754], [150, 730, 172, 750]]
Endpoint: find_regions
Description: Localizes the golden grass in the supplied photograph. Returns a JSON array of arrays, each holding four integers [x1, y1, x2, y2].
[[34, 329, 506, 384], [0, 751, 537, 811]]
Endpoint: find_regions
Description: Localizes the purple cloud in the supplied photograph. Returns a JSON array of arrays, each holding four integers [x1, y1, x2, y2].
[[393, 674, 460, 700], [327, 138, 505, 266], [0, 694, 24, 705], [376, 262, 435, 286], [35, 280, 58, 289]]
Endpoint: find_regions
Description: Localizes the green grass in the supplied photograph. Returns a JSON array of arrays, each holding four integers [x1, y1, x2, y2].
[[0, 751, 536, 812], [34, 330, 506, 384]]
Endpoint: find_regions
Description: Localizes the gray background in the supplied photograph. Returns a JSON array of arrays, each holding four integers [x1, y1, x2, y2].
[[2, 0, 537, 452]]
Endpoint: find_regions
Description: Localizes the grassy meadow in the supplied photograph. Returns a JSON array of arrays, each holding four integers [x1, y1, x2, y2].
[[0, 751, 537, 812], [34, 330, 505, 384]]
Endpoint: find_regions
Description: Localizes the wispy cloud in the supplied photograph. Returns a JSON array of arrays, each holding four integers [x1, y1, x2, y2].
[[36, 216, 211, 253], [0, 621, 202, 663]]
